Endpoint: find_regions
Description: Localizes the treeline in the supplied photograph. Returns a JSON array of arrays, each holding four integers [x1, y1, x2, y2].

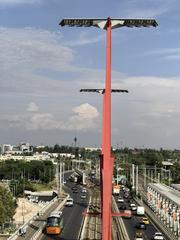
[[0, 160, 55, 196], [114, 148, 180, 183], [34, 144, 78, 154], [0, 160, 54, 183], [34, 144, 99, 159]]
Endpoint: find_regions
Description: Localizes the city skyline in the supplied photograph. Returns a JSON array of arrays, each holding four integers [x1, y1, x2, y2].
[[1, 1, 180, 148]]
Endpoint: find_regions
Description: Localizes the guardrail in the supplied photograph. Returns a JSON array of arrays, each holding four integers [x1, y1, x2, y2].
[[7, 196, 59, 240], [112, 196, 130, 240], [134, 197, 178, 240]]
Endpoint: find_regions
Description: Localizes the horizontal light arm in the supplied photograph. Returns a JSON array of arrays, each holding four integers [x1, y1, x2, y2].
[[59, 18, 158, 30], [80, 89, 128, 94]]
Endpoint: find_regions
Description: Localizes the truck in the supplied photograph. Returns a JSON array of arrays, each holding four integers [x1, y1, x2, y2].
[[136, 206, 145, 216], [112, 185, 120, 195]]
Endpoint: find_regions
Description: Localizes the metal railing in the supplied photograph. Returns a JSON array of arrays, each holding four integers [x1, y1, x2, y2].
[[8, 196, 60, 240]]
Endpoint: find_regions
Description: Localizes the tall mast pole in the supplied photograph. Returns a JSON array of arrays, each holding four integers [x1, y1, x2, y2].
[[101, 17, 113, 240]]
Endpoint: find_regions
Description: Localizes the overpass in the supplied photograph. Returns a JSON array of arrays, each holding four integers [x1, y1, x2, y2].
[[71, 168, 87, 185]]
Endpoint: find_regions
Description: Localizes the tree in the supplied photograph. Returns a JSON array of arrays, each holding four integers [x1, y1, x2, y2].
[[0, 185, 16, 226]]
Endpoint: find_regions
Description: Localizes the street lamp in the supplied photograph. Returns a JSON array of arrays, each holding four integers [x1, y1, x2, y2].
[[60, 17, 157, 240]]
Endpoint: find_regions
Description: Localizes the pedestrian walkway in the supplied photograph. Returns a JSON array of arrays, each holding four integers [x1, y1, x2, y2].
[[14, 198, 42, 225]]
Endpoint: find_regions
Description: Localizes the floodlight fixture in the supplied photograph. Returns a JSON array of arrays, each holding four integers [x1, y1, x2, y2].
[[80, 89, 128, 94], [59, 18, 158, 30]]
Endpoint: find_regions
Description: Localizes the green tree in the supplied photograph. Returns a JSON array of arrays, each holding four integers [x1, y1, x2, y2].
[[0, 185, 17, 225]]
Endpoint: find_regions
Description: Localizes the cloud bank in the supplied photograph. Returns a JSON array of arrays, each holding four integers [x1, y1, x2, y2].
[[4, 103, 99, 131]]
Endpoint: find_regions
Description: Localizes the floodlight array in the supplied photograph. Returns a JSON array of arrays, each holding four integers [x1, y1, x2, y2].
[[80, 89, 128, 94], [60, 18, 158, 30]]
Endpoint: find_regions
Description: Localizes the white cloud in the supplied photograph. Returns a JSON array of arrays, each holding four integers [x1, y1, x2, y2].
[[145, 47, 180, 60], [26, 102, 39, 112], [66, 32, 104, 47], [0, 26, 76, 96], [121, 0, 179, 18], [0, 27, 74, 72], [72, 103, 99, 119], [0, 0, 42, 5], [4, 103, 99, 131]]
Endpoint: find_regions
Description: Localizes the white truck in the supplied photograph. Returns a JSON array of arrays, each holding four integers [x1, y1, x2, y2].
[[113, 185, 120, 195], [136, 206, 145, 216]]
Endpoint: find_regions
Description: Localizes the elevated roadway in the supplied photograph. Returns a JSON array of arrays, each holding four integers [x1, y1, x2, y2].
[[40, 180, 89, 240]]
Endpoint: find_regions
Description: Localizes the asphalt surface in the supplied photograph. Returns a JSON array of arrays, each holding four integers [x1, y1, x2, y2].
[[41, 176, 89, 240], [114, 192, 165, 240]]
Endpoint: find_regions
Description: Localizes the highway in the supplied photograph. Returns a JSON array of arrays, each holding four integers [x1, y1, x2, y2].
[[40, 179, 89, 240], [114, 193, 166, 240]]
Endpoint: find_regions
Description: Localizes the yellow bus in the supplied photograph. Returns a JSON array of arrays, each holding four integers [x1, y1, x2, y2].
[[46, 211, 63, 235]]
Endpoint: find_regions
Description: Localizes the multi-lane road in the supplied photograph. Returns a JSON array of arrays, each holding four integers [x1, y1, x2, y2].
[[40, 179, 89, 240], [15, 172, 167, 240], [114, 193, 166, 240]]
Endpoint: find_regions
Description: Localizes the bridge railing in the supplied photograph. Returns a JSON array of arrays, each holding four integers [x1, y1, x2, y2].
[[7, 196, 59, 240], [30, 195, 69, 240]]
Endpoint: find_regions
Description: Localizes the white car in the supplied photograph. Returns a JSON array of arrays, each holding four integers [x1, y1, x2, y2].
[[117, 197, 124, 203], [130, 203, 137, 211], [153, 232, 164, 240], [65, 198, 73, 207], [81, 188, 87, 193], [134, 232, 143, 240], [81, 194, 86, 199]]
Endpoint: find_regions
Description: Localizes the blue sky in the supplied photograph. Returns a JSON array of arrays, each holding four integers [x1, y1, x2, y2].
[[1, 0, 180, 148]]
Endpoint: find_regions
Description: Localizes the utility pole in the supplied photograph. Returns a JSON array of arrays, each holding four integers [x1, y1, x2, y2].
[[56, 161, 59, 195], [132, 164, 135, 191], [59, 161, 62, 194], [168, 169, 171, 186], [144, 167, 146, 188], [136, 165, 138, 196]]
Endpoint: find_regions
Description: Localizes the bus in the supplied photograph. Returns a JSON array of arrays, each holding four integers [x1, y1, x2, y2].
[[46, 211, 63, 235]]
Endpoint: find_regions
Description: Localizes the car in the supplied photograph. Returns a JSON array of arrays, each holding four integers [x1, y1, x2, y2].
[[73, 188, 78, 193], [81, 194, 86, 199], [65, 198, 73, 207], [129, 202, 135, 207], [119, 204, 126, 210], [152, 232, 164, 240], [117, 197, 124, 203], [124, 193, 129, 198], [142, 217, 149, 225], [131, 204, 137, 211], [135, 222, 146, 230], [134, 232, 144, 240], [81, 188, 87, 193]]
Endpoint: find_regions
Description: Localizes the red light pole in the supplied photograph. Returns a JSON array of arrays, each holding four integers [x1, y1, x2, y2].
[[60, 17, 157, 240]]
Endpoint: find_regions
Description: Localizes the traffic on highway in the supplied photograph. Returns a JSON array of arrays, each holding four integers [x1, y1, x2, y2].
[[113, 185, 166, 240], [40, 173, 89, 240]]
